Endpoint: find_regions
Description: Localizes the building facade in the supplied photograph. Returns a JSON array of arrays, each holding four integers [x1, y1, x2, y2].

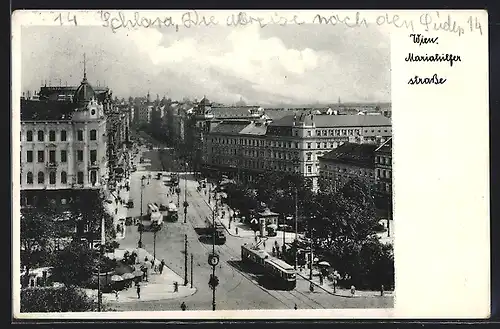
[[374, 137, 392, 197], [20, 71, 109, 208], [203, 112, 392, 189], [318, 143, 378, 193]]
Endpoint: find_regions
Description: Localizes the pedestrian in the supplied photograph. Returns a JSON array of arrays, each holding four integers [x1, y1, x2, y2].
[[294, 304, 297, 310], [160, 259, 165, 274], [181, 302, 187, 311], [136, 284, 141, 299], [235, 227, 239, 235], [114, 289, 119, 301], [115, 208, 118, 215], [174, 281, 179, 292]]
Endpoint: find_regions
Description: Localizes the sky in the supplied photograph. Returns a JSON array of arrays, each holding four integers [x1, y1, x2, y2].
[[21, 24, 390, 106]]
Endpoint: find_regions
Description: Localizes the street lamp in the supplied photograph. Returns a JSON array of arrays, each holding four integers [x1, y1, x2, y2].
[[183, 162, 189, 224], [292, 156, 300, 270], [152, 223, 160, 262], [138, 175, 146, 248], [207, 201, 219, 311]]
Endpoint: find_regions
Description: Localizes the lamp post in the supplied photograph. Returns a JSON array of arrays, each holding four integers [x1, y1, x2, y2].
[[207, 203, 219, 311], [309, 226, 314, 280], [208, 182, 211, 204], [152, 224, 159, 262], [138, 175, 146, 248], [294, 187, 298, 270], [190, 253, 194, 289], [292, 156, 300, 270], [184, 162, 189, 224], [184, 234, 188, 286]]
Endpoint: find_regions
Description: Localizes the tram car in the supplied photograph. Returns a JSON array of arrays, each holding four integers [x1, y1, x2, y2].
[[165, 202, 178, 222], [241, 244, 297, 290], [146, 203, 163, 229]]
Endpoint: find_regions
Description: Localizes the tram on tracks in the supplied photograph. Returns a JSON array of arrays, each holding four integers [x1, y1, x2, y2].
[[163, 201, 178, 222], [241, 243, 297, 290]]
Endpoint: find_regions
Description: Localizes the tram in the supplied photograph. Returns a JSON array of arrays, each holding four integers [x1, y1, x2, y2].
[[165, 202, 178, 222], [147, 203, 163, 228], [241, 244, 296, 290]]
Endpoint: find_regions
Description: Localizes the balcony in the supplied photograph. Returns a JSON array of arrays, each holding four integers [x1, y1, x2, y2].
[[45, 162, 58, 169], [88, 161, 99, 169]]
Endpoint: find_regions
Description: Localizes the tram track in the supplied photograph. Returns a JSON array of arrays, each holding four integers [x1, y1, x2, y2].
[[187, 183, 327, 309]]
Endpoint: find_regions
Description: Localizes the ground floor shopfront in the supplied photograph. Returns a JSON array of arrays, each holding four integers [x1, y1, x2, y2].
[[20, 188, 103, 209]]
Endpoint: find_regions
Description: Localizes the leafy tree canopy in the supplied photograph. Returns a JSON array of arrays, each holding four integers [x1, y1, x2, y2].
[[50, 240, 97, 287], [21, 286, 100, 312]]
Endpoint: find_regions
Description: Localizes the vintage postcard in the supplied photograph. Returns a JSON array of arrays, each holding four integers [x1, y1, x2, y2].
[[11, 10, 489, 319]]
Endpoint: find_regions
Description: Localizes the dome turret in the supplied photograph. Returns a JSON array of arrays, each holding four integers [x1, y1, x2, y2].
[[73, 53, 95, 105]]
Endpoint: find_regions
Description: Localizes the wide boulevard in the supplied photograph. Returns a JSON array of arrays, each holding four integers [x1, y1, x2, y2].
[[113, 148, 393, 311]]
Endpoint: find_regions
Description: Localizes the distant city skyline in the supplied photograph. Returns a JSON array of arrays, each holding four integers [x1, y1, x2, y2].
[[21, 24, 390, 106]]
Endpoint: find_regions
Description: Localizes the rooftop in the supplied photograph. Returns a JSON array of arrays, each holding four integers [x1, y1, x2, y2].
[[209, 121, 250, 135], [239, 121, 268, 136], [21, 100, 76, 121], [270, 113, 391, 128], [211, 106, 263, 119], [320, 142, 378, 168]]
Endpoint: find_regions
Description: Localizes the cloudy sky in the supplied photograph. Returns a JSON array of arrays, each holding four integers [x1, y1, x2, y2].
[[21, 24, 390, 105]]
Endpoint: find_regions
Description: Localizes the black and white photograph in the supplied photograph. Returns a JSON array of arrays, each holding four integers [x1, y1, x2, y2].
[[12, 10, 489, 319]]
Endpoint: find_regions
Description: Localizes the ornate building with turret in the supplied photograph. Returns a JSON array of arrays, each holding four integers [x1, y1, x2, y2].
[[20, 62, 112, 208]]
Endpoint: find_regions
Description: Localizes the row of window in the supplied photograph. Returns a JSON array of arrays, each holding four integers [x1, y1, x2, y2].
[[375, 155, 391, 165], [24, 129, 98, 142], [309, 128, 390, 137], [321, 169, 374, 178], [25, 150, 98, 164], [210, 137, 351, 149], [320, 177, 391, 193], [376, 168, 392, 179], [211, 156, 317, 174], [25, 171, 82, 185]]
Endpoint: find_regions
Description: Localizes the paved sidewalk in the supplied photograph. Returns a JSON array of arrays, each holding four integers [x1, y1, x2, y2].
[[295, 268, 394, 298], [86, 248, 197, 304], [104, 177, 131, 241]]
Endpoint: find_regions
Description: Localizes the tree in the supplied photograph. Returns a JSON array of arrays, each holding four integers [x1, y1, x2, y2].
[[311, 178, 394, 289], [50, 240, 97, 287], [20, 207, 56, 287], [313, 178, 379, 246], [71, 191, 116, 244], [21, 286, 100, 312]]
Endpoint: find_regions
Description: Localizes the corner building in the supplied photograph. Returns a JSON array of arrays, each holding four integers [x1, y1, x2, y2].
[[20, 72, 109, 208]]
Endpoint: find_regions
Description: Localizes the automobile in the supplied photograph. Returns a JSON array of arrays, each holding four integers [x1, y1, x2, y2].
[[127, 199, 134, 208]]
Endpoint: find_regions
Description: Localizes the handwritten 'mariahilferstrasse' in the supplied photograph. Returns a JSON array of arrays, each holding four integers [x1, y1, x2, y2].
[[405, 53, 462, 67]]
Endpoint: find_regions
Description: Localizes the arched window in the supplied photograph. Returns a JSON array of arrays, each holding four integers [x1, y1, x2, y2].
[[26, 172, 33, 184], [61, 171, 67, 184], [37, 171, 45, 184], [26, 130, 33, 141], [90, 129, 97, 141], [37, 130, 44, 142]]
